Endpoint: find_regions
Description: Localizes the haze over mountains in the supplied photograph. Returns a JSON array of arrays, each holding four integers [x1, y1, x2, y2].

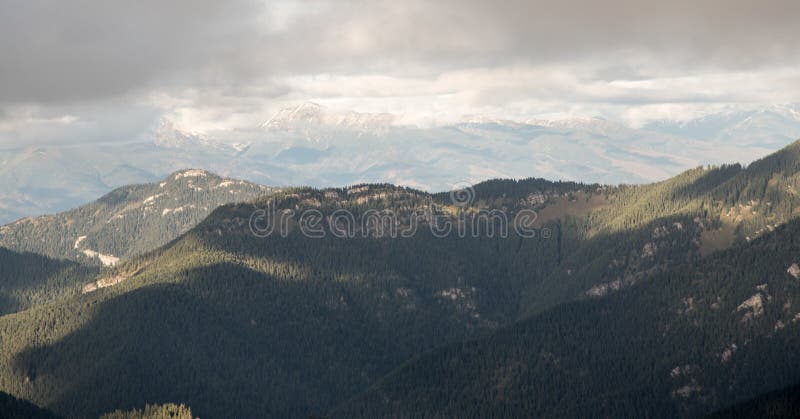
[[2, 102, 800, 224]]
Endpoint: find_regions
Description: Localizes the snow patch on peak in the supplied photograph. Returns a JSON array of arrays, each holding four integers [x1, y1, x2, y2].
[[153, 118, 209, 148], [174, 169, 209, 179], [261, 102, 395, 134], [458, 115, 523, 126], [526, 116, 626, 133], [456, 114, 629, 136]]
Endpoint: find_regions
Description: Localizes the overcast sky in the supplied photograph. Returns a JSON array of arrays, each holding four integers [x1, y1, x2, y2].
[[1, 0, 800, 145]]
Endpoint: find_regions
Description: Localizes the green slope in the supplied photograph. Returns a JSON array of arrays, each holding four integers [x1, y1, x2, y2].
[[518, 140, 800, 314]]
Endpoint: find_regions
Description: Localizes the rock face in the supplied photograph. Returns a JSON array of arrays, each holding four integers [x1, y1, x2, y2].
[[788, 263, 800, 279], [737, 293, 765, 321], [82, 274, 128, 293]]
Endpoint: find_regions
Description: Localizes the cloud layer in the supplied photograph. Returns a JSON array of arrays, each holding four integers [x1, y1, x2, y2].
[[1, 0, 799, 143]]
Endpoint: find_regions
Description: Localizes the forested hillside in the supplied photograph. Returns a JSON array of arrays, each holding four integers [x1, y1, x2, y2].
[[0, 248, 98, 316], [2, 142, 800, 418], [706, 382, 800, 418], [512, 140, 800, 314], [0, 184, 562, 418], [0, 169, 273, 265], [333, 216, 800, 418], [0, 390, 61, 419]]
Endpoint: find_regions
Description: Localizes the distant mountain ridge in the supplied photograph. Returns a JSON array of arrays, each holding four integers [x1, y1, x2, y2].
[[644, 104, 800, 148], [3, 103, 800, 224], [0, 169, 274, 265], [261, 101, 396, 135]]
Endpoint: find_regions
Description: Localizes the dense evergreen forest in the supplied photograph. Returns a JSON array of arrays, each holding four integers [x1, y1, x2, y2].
[[706, 381, 800, 418], [2, 141, 800, 417], [0, 393, 194, 419], [0, 248, 98, 316], [0, 390, 61, 419], [332, 216, 800, 417]]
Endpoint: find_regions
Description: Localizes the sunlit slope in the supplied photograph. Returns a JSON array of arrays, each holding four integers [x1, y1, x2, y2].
[[0, 169, 273, 265]]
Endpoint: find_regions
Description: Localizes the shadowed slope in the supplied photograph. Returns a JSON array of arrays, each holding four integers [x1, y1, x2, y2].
[[0, 390, 61, 419], [332, 217, 800, 418], [0, 247, 98, 315]]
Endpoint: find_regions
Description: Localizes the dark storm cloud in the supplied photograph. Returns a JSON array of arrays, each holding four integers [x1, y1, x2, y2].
[[0, 0, 264, 104], [1, 0, 798, 106], [291, 0, 800, 73]]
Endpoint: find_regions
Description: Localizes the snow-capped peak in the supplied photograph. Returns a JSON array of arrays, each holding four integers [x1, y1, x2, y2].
[[261, 102, 396, 134], [525, 116, 613, 130], [764, 103, 800, 120], [458, 115, 524, 126], [454, 114, 630, 136], [153, 118, 209, 148], [261, 102, 324, 129]]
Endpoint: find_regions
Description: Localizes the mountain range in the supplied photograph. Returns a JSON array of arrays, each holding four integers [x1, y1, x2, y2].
[[3, 103, 800, 224], [2, 140, 800, 417]]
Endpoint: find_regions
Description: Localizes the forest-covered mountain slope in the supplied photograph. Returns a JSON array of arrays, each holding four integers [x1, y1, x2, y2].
[[706, 382, 800, 419], [0, 248, 98, 316], [332, 216, 800, 418], [2, 141, 800, 418], [0, 176, 778, 418], [0, 169, 274, 265], [0, 392, 192, 419], [0, 184, 562, 418], [0, 390, 61, 419], [507, 139, 800, 314]]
